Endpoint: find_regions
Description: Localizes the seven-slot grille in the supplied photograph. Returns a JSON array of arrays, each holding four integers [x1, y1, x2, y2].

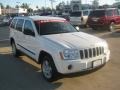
[[80, 47, 104, 59]]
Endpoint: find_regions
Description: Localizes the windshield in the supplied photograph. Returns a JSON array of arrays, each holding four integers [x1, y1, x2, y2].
[[89, 10, 105, 17], [34, 20, 78, 35], [70, 12, 82, 17]]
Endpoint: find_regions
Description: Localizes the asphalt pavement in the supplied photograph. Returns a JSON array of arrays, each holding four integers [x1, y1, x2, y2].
[[0, 26, 9, 41]]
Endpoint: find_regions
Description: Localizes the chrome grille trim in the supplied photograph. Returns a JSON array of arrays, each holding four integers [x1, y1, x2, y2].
[[80, 47, 104, 59]]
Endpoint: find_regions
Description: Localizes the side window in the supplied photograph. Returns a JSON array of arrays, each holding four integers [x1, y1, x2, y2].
[[114, 9, 119, 16], [83, 11, 89, 16], [16, 19, 24, 32], [106, 10, 113, 16], [10, 19, 17, 29], [24, 20, 35, 36]]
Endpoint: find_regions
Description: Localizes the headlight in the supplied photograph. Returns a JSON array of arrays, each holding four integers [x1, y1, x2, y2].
[[60, 49, 80, 60]]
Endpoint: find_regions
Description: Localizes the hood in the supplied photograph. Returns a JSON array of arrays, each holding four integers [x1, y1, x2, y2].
[[43, 32, 105, 49]]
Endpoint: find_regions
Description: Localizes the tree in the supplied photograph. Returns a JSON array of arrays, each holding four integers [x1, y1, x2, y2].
[[46, 7, 51, 11], [41, 7, 46, 13], [36, 5, 39, 9], [15, 5, 19, 8], [0, 3, 4, 9], [27, 8, 33, 13], [92, 0, 99, 9], [6, 5, 11, 9], [21, 3, 29, 9], [56, 1, 65, 12]]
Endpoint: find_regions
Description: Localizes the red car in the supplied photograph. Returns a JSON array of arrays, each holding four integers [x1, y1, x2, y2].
[[87, 8, 120, 31]]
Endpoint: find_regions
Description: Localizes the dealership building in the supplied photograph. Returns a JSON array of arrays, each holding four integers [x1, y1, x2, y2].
[[71, 0, 82, 12], [0, 8, 27, 15]]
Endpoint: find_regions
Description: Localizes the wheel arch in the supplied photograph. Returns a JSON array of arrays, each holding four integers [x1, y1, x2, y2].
[[38, 50, 54, 64], [10, 38, 15, 45], [110, 20, 115, 24]]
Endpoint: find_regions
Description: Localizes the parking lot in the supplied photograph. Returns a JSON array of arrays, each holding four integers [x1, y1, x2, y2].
[[0, 26, 120, 90]]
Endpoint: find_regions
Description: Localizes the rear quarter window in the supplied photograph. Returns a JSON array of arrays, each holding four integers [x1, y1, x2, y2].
[[10, 19, 17, 29], [114, 9, 119, 16], [16, 19, 24, 32], [106, 10, 113, 16]]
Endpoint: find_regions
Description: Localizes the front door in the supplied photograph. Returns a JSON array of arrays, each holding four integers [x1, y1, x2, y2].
[[23, 20, 38, 59]]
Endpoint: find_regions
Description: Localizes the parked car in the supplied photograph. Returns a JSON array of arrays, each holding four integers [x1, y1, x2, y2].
[[10, 16, 110, 81], [70, 10, 91, 26], [87, 8, 120, 31], [3, 16, 10, 25]]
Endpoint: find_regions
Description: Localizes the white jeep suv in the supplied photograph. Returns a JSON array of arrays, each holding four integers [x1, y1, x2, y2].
[[10, 16, 110, 81]]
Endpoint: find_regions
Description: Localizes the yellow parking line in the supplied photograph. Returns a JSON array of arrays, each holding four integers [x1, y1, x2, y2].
[[0, 47, 12, 54]]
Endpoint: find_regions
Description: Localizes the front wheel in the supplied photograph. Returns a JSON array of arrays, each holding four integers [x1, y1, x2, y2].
[[41, 56, 58, 82]]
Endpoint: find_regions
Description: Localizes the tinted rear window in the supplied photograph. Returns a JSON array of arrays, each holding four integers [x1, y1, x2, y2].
[[70, 12, 81, 17], [16, 19, 24, 32], [89, 10, 105, 17]]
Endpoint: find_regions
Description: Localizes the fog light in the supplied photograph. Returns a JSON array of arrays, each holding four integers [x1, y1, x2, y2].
[[68, 65, 73, 70]]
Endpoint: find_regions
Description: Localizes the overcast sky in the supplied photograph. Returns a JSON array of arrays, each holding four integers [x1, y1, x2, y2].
[[0, 0, 116, 9]]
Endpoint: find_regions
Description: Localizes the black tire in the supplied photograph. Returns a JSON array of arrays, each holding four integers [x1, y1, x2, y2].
[[11, 41, 20, 57], [41, 55, 58, 82], [92, 27, 98, 30], [108, 22, 115, 32]]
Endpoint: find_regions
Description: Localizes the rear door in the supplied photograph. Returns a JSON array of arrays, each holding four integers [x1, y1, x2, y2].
[[14, 19, 25, 49]]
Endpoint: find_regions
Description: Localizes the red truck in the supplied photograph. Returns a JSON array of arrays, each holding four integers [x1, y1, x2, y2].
[[87, 8, 120, 31]]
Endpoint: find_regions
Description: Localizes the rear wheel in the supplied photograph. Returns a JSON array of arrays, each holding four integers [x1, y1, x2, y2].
[[109, 22, 115, 32], [11, 41, 20, 57], [92, 27, 98, 30], [41, 55, 58, 82]]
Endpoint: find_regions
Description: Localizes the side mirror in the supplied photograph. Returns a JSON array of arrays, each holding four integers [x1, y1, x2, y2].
[[24, 29, 35, 36], [75, 26, 80, 31]]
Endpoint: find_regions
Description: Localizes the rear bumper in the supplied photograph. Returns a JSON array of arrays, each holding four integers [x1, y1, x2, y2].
[[89, 24, 107, 28]]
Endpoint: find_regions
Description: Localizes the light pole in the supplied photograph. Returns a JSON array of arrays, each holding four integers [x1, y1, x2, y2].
[[49, 0, 55, 15], [16, 2, 20, 15], [45, 0, 47, 9]]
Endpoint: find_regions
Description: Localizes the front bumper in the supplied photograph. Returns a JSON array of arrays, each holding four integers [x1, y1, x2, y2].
[[55, 50, 110, 74]]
